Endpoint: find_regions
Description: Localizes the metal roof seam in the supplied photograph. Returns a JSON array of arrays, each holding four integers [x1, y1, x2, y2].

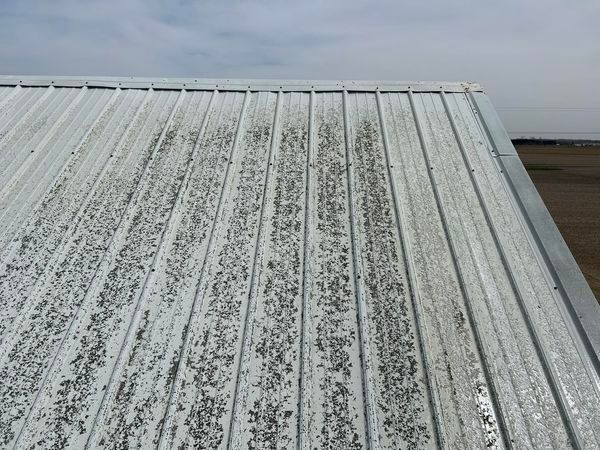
[[466, 91, 600, 446], [467, 92, 600, 371], [440, 91, 582, 448], [409, 90, 505, 446], [157, 90, 252, 449], [0, 88, 87, 203], [375, 90, 444, 447], [1, 82, 599, 449], [13, 89, 185, 447], [298, 90, 315, 450], [228, 91, 282, 449], [85, 89, 218, 448], [342, 90, 381, 448], [0, 89, 107, 245], [0, 88, 125, 363]]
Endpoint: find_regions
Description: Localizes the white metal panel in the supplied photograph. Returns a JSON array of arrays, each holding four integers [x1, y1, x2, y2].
[[0, 81, 598, 449]]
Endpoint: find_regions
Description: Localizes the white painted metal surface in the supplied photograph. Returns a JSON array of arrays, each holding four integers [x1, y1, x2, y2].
[[0, 78, 598, 449]]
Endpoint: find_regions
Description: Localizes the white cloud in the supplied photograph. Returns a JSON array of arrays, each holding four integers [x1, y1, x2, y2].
[[0, 0, 599, 137]]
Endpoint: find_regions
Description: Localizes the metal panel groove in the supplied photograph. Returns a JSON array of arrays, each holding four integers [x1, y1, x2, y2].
[[228, 91, 282, 448], [85, 89, 217, 448], [409, 90, 503, 447], [441, 92, 581, 447], [298, 90, 315, 450], [0, 88, 112, 247], [375, 91, 442, 447], [342, 90, 380, 449], [0, 80, 598, 449], [14, 89, 185, 448], [158, 91, 252, 449]]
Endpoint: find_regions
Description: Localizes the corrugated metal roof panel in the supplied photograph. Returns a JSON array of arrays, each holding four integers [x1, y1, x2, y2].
[[0, 78, 598, 449]]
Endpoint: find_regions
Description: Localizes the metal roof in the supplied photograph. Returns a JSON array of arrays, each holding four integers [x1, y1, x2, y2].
[[0, 76, 598, 449]]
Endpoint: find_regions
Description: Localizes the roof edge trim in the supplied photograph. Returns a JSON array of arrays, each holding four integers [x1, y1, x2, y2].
[[499, 154, 600, 366], [0, 76, 483, 93], [468, 93, 600, 370]]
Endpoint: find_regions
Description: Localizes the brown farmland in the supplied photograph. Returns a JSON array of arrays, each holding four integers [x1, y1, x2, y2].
[[516, 144, 600, 301]]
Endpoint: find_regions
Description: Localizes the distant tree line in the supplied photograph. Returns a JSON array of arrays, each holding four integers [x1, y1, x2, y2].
[[511, 138, 600, 146]]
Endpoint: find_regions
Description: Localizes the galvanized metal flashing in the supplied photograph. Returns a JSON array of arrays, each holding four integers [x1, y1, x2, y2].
[[0, 75, 482, 93], [502, 157, 600, 359], [468, 91, 600, 364], [468, 92, 517, 156], [0, 78, 598, 449]]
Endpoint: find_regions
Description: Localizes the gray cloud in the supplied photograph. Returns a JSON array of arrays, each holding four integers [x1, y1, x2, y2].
[[1, 0, 599, 137]]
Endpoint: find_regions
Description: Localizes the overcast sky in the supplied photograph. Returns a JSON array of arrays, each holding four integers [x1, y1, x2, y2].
[[1, 0, 599, 138]]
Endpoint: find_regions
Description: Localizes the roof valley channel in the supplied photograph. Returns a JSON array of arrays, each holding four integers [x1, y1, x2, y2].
[[0, 88, 179, 447]]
